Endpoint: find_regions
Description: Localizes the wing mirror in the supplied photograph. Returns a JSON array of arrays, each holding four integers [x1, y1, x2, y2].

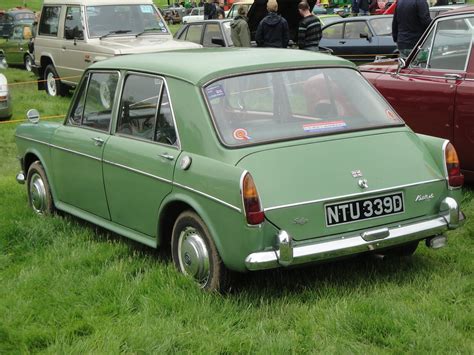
[[211, 37, 225, 47], [395, 57, 406, 75], [360, 32, 372, 41], [26, 109, 40, 124]]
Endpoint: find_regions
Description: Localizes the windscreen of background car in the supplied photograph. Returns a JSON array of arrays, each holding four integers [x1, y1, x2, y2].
[[87, 5, 168, 38], [205, 68, 404, 147], [370, 17, 392, 36]]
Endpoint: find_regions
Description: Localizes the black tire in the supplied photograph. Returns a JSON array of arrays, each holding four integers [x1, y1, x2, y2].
[[26, 161, 54, 215], [171, 211, 229, 292], [24, 54, 33, 72], [380, 241, 419, 257], [44, 64, 67, 97]]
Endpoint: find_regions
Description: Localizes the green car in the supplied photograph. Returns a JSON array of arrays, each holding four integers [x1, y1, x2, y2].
[[0, 23, 34, 71], [15, 48, 465, 291]]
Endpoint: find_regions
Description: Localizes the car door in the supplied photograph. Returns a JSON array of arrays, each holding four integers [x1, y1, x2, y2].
[[202, 23, 225, 47], [452, 15, 474, 176], [103, 73, 179, 237], [50, 70, 120, 219], [340, 21, 377, 61], [373, 16, 472, 142], [59, 6, 87, 79], [320, 22, 344, 54]]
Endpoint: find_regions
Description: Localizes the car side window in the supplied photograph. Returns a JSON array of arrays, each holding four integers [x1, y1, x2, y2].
[[11, 25, 23, 40], [68, 74, 89, 126], [185, 24, 203, 44], [410, 29, 435, 69], [177, 26, 188, 40], [344, 22, 370, 39], [64, 7, 84, 40], [77, 72, 119, 131], [203, 23, 223, 47], [39, 6, 61, 36], [117, 75, 163, 141], [322, 23, 343, 39], [427, 17, 473, 71]]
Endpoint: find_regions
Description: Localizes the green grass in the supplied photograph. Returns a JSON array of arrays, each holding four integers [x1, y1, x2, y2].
[[1, 63, 474, 353]]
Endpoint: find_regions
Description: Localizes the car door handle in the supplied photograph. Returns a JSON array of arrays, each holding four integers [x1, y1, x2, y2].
[[91, 137, 104, 146], [339, 41, 346, 44], [444, 73, 462, 81], [159, 152, 174, 161]]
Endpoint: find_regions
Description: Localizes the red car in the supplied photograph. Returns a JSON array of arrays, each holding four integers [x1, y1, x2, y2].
[[360, 7, 474, 181]]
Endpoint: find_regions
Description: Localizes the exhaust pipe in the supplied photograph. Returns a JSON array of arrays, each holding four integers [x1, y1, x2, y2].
[[426, 235, 447, 249]]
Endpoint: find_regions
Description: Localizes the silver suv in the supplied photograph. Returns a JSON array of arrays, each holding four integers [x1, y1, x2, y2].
[[34, 0, 199, 96]]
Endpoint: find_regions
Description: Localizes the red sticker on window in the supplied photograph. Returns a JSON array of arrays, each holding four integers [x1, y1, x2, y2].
[[233, 128, 250, 141]]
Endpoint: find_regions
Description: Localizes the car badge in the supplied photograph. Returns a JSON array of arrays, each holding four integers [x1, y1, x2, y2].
[[358, 179, 369, 189], [351, 170, 363, 178], [293, 217, 309, 225], [415, 193, 434, 202]]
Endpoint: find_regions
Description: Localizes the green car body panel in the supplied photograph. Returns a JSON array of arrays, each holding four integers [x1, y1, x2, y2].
[[15, 49, 463, 274]]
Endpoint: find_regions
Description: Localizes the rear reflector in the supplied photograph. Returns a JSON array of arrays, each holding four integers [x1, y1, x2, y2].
[[445, 142, 464, 188], [242, 172, 265, 225]]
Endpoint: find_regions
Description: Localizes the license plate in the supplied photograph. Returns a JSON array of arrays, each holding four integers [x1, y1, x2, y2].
[[325, 192, 404, 226]]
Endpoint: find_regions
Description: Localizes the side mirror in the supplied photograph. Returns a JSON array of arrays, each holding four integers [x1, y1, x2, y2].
[[360, 32, 371, 41], [395, 57, 406, 75], [26, 109, 40, 124], [211, 37, 225, 47]]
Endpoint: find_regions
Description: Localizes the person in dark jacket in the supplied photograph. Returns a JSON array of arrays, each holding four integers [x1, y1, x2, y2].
[[255, 0, 289, 48], [231, 6, 251, 47], [297, 1, 321, 51], [358, 0, 371, 15], [392, 0, 432, 58], [204, 0, 216, 20]]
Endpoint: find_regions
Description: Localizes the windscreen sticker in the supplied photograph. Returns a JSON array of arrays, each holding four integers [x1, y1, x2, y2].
[[140, 5, 153, 13], [206, 85, 225, 100], [233, 128, 251, 141], [303, 120, 347, 133], [385, 109, 398, 121]]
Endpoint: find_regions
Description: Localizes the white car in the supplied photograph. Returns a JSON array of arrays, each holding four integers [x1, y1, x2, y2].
[[0, 73, 12, 119], [182, 7, 204, 24]]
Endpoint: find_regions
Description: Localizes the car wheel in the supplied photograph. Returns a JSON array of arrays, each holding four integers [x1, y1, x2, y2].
[[171, 211, 229, 292], [27, 161, 54, 215], [44, 64, 66, 97], [24, 54, 33, 72], [380, 241, 419, 257]]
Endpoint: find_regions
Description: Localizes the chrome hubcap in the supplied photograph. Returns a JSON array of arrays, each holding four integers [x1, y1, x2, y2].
[[29, 173, 46, 214], [177, 227, 210, 286], [46, 72, 57, 96], [25, 57, 32, 71]]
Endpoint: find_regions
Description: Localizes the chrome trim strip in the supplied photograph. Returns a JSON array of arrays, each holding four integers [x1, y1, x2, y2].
[[103, 159, 172, 184], [50, 143, 102, 161], [264, 179, 444, 212], [15, 135, 49, 146], [173, 181, 241, 213], [465, 78, 474, 82], [399, 73, 465, 81]]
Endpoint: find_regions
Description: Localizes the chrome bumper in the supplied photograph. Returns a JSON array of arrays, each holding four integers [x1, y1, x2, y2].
[[245, 197, 463, 271]]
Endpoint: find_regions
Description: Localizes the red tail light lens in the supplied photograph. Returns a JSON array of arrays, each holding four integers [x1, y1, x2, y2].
[[445, 142, 464, 188], [242, 172, 265, 225]]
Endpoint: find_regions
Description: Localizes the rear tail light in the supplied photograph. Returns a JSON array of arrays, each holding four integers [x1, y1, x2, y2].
[[241, 172, 265, 225], [444, 142, 464, 188], [0, 95, 7, 102]]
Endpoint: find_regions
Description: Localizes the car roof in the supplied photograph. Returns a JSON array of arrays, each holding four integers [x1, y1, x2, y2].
[[429, 5, 468, 11], [183, 19, 232, 24], [41, 0, 154, 5], [321, 14, 393, 27], [440, 5, 474, 16], [91, 48, 354, 86]]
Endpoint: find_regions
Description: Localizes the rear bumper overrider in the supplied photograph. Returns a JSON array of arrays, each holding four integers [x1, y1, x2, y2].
[[245, 197, 464, 271]]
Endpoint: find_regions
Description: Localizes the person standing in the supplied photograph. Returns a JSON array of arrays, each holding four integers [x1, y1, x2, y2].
[[297, 2, 322, 51], [357, 0, 371, 15], [204, 0, 216, 20], [255, 0, 289, 48], [231, 6, 251, 47], [392, 0, 432, 58]]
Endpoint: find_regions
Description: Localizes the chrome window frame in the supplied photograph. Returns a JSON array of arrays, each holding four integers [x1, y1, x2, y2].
[[113, 71, 181, 150]]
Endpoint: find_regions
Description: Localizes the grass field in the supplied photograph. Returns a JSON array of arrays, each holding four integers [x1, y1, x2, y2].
[[1, 63, 474, 353]]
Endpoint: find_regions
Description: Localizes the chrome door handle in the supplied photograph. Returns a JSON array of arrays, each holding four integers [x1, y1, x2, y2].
[[159, 152, 174, 161], [444, 73, 462, 80], [91, 137, 104, 146]]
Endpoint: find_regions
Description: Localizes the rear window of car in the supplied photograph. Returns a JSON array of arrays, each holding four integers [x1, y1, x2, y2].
[[204, 68, 403, 147]]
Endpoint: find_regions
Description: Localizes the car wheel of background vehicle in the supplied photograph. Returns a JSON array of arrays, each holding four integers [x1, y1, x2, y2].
[[171, 211, 229, 292], [27, 161, 54, 215], [380, 241, 419, 257], [24, 54, 33, 72], [44, 64, 66, 97]]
